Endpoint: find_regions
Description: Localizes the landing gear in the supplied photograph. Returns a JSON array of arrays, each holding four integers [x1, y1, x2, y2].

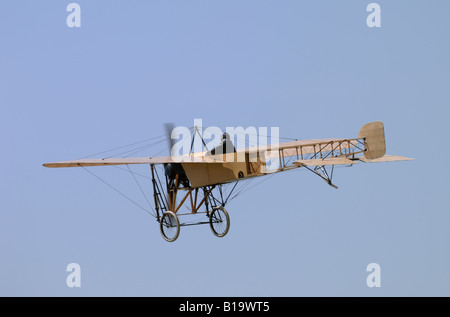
[[151, 164, 235, 242], [209, 206, 230, 238], [159, 211, 180, 242], [158, 207, 230, 242]]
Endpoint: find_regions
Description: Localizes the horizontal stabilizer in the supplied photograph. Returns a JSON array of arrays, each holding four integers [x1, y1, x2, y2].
[[358, 155, 414, 163]]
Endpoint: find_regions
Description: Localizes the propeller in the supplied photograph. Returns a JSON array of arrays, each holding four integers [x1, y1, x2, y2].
[[164, 122, 176, 156], [163, 122, 180, 180], [163, 122, 190, 187]]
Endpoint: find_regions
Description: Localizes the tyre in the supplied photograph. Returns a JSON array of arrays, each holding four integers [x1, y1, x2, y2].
[[160, 211, 180, 242], [209, 206, 230, 238]]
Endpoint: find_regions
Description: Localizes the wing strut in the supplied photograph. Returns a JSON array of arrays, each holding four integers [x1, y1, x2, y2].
[[302, 164, 339, 189]]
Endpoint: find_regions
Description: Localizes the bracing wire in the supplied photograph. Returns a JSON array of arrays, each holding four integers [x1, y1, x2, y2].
[[111, 165, 153, 180], [228, 173, 278, 202], [81, 166, 156, 218], [125, 164, 156, 217], [76, 125, 302, 218], [77, 133, 169, 159]]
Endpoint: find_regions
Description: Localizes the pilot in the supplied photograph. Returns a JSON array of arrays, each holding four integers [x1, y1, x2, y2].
[[209, 132, 236, 155], [164, 163, 190, 188]]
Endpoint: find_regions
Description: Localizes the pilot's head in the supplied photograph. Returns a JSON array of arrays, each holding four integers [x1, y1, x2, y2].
[[222, 132, 230, 141]]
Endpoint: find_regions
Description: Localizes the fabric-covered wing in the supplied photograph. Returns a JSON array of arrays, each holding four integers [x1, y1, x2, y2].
[[42, 155, 227, 168]]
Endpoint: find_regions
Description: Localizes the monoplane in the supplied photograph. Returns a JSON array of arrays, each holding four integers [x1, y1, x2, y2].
[[44, 121, 412, 242]]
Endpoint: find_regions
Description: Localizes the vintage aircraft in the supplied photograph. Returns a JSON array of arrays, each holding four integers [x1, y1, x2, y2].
[[43, 121, 412, 242]]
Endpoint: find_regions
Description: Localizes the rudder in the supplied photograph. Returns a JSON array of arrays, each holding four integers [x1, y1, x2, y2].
[[358, 121, 386, 159]]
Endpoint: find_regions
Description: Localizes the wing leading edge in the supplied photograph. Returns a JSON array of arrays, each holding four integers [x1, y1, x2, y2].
[[42, 156, 229, 168]]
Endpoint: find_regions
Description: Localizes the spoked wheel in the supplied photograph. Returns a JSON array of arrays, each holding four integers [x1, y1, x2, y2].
[[209, 206, 230, 238], [159, 211, 180, 242]]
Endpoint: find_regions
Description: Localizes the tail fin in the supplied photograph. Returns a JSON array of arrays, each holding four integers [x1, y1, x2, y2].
[[358, 121, 386, 159]]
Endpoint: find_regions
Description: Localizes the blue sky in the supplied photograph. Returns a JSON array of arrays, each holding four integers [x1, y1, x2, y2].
[[1, 0, 449, 296]]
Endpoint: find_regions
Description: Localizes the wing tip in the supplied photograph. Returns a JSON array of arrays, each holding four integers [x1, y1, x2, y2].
[[43, 162, 63, 168]]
